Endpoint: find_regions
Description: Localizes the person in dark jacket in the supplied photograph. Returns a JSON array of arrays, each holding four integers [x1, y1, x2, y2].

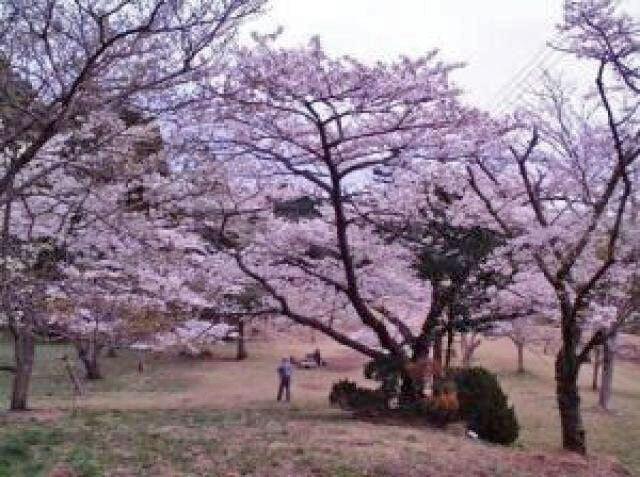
[[277, 357, 293, 402]]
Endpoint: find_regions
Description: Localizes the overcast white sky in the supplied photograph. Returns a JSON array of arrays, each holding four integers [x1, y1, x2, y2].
[[246, 1, 640, 111]]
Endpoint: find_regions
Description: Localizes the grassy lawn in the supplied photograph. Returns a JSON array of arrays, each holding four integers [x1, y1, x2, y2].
[[0, 332, 638, 476], [0, 335, 196, 408], [0, 407, 631, 477]]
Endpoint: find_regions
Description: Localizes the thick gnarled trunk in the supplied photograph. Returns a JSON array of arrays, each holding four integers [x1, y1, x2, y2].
[[10, 327, 35, 411]]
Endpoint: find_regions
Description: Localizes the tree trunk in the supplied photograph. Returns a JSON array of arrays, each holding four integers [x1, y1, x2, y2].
[[83, 355, 102, 380], [461, 333, 480, 368], [555, 349, 586, 454], [445, 327, 454, 370], [77, 338, 102, 380], [432, 335, 443, 396], [543, 335, 552, 355], [516, 341, 525, 374], [10, 326, 35, 411], [592, 346, 601, 391], [433, 335, 443, 370], [62, 356, 84, 396], [236, 321, 247, 361], [400, 346, 429, 403], [599, 331, 616, 410]]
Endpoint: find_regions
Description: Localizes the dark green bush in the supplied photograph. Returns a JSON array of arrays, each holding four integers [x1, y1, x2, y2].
[[450, 367, 519, 445], [329, 379, 359, 408], [329, 378, 460, 427], [450, 367, 503, 418], [396, 398, 432, 416], [329, 379, 387, 414], [330, 366, 517, 443], [396, 398, 437, 422], [470, 400, 519, 444]]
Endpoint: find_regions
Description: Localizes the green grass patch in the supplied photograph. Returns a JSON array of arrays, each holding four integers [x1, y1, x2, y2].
[[0, 409, 385, 476]]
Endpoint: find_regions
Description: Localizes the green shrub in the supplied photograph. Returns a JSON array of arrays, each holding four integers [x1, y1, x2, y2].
[[330, 378, 461, 428], [329, 379, 387, 414], [450, 367, 503, 418], [450, 367, 519, 445], [474, 400, 518, 445], [396, 398, 434, 419], [395, 386, 462, 428], [329, 379, 359, 408], [331, 364, 518, 441], [348, 388, 387, 413]]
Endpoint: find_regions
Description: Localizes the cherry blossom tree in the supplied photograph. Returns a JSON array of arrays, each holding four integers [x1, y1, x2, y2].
[[0, 0, 265, 410], [185, 35, 536, 400], [0, 0, 265, 200], [0, 108, 241, 400], [461, 0, 639, 453]]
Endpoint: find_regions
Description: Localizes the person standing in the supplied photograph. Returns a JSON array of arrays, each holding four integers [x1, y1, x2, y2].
[[277, 357, 293, 402]]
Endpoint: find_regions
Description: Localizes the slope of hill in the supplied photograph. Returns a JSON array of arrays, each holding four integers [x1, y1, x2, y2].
[[0, 331, 638, 476]]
